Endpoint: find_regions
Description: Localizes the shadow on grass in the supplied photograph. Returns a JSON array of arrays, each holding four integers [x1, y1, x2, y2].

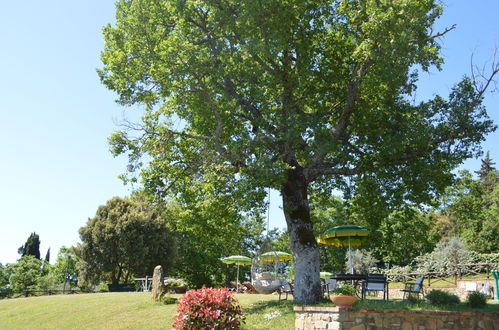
[[243, 299, 294, 316]]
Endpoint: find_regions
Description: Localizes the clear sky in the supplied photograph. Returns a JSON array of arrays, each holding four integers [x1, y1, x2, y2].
[[1, 1, 498, 264]]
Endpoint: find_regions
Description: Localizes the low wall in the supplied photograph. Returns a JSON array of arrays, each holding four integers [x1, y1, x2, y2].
[[294, 306, 499, 330]]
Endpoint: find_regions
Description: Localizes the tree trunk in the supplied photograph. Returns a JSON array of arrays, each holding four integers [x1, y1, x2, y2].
[[281, 167, 322, 304]]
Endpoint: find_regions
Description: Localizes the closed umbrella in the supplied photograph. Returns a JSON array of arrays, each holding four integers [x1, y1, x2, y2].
[[222, 255, 252, 291], [318, 225, 369, 274]]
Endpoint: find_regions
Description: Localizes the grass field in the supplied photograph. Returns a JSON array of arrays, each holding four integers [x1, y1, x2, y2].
[[1, 291, 498, 329], [0, 292, 295, 329]]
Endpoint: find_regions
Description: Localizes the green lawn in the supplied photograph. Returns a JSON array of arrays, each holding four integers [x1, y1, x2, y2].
[[1, 291, 497, 329], [0, 292, 295, 329]]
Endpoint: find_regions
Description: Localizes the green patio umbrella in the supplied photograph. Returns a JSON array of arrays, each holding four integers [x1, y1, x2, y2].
[[258, 251, 292, 277], [320, 272, 334, 279], [318, 225, 369, 274], [222, 255, 252, 291], [258, 251, 293, 262]]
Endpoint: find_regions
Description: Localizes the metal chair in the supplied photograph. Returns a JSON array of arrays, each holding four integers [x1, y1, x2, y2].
[[361, 273, 388, 301], [278, 281, 294, 301], [323, 278, 337, 297], [401, 276, 424, 299]]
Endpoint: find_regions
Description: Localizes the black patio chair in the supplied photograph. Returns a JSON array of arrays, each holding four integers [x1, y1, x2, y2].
[[361, 273, 388, 301], [401, 276, 424, 300]]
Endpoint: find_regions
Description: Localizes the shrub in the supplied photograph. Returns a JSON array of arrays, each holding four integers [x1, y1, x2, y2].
[[331, 284, 356, 296], [467, 291, 487, 308], [173, 288, 245, 329], [426, 289, 460, 306], [406, 294, 423, 304]]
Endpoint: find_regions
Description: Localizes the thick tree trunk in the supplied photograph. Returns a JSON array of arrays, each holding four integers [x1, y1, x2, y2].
[[281, 167, 322, 304]]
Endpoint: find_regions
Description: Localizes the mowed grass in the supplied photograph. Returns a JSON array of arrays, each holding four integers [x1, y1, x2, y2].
[[0, 292, 295, 330]]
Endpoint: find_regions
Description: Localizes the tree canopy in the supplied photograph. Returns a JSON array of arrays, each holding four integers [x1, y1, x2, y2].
[[99, 0, 497, 303], [76, 196, 176, 286], [18, 232, 41, 260]]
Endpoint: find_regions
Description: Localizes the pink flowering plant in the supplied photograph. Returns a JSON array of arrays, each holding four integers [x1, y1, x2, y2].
[[172, 287, 245, 329]]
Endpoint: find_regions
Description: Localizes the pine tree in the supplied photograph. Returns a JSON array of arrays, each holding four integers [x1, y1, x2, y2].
[[18, 232, 41, 260], [475, 151, 496, 181]]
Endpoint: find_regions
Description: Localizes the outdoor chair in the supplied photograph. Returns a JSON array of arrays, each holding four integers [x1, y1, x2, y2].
[[323, 278, 337, 297], [401, 276, 424, 300], [278, 282, 294, 302], [361, 273, 388, 301], [242, 282, 258, 294]]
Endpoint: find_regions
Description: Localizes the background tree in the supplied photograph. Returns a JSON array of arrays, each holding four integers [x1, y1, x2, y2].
[[76, 197, 176, 286], [18, 232, 41, 260], [374, 208, 440, 265], [99, 0, 498, 303], [49, 247, 79, 289], [475, 151, 496, 182], [9, 256, 43, 293], [439, 170, 499, 253], [0, 264, 7, 289], [44, 248, 50, 264]]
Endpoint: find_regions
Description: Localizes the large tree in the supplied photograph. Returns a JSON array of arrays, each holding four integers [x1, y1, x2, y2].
[[76, 197, 175, 286], [99, 0, 497, 303], [18, 232, 41, 260]]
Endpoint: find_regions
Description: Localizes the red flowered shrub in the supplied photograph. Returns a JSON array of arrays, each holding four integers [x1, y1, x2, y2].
[[173, 287, 245, 329]]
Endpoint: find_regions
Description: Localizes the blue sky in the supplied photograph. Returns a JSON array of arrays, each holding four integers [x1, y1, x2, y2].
[[1, 1, 498, 264]]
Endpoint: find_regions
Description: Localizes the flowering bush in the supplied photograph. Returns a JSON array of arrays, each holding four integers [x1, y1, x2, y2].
[[173, 288, 245, 329]]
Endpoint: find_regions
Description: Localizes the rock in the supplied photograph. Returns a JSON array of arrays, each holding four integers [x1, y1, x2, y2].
[[151, 265, 164, 301]]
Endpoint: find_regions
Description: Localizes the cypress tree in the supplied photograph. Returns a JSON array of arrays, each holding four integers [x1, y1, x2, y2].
[[18, 232, 41, 260]]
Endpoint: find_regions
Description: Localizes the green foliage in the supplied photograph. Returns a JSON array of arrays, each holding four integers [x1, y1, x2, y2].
[[426, 289, 460, 306], [159, 293, 177, 305], [76, 196, 176, 287], [475, 151, 496, 182], [170, 194, 265, 288], [9, 256, 43, 292], [374, 208, 440, 265], [348, 249, 378, 274], [50, 247, 79, 288], [44, 248, 50, 264], [415, 237, 477, 276], [466, 291, 487, 308], [18, 232, 41, 260], [438, 170, 499, 253], [331, 284, 356, 296], [0, 264, 7, 289], [99, 0, 497, 303], [406, 294, 423, 305]]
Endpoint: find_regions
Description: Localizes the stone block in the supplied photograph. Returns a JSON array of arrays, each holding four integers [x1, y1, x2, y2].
[[151, 265, 163, 301], [401, 322, 412, 330], [295, 318, 305, 329]]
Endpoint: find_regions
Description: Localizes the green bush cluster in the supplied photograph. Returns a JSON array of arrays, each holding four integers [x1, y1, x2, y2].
[[426, 289, 460, 306], [331, 284, 356, 296], [466, 291, 487, 308]]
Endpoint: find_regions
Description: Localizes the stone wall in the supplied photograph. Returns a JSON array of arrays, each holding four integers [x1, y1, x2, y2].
[[294, 306, 499, 330]]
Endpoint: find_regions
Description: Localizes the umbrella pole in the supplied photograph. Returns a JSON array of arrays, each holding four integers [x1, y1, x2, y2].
[[236, 265, 240, 292], [348, 237, 353, 274]]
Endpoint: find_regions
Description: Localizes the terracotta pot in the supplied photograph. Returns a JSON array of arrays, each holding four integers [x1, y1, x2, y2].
[[330, 295, 357, 307]]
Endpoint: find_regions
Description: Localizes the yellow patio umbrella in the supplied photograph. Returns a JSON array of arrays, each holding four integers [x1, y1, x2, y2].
[[222, 255, 252, 291], [318, 225, 369, 274]]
